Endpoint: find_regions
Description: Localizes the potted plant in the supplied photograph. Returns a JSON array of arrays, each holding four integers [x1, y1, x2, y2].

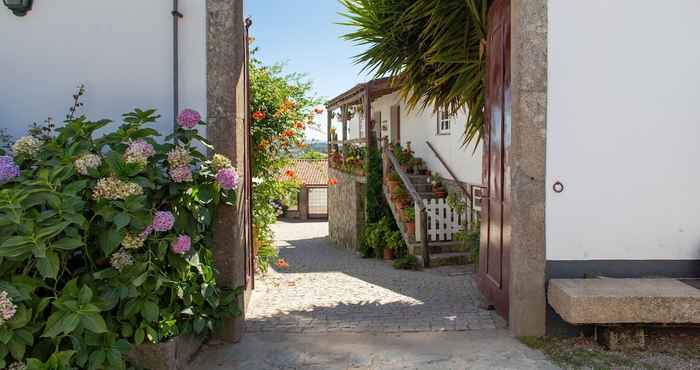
[[431, 173, 447, 198], [384, 231, 402, 261], [404, 207, 416, 237], [388, 170, 401, 192], [392, 186, 407, 207]]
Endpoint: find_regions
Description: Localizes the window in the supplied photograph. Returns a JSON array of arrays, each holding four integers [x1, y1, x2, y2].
[[437, 109, 453, 135]]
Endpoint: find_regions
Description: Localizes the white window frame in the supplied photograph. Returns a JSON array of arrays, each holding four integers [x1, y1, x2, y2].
[[437, 109, 453, 135]]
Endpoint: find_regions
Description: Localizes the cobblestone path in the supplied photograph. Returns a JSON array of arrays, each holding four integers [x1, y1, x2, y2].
[[246, 220, 502, 334]]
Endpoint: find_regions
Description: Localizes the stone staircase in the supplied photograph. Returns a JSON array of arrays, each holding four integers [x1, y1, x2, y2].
[[386, 171, 470, 268]]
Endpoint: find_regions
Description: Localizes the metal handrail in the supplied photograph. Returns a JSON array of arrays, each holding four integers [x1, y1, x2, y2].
[[384, 148, 425, 211], [425, 141, 473, 204]]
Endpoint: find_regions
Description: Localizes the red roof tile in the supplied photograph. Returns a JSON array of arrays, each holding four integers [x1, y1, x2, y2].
[[278, 159, 328, 186]]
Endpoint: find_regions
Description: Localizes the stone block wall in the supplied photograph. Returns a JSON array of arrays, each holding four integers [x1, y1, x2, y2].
[[328, 168, 366, 250]]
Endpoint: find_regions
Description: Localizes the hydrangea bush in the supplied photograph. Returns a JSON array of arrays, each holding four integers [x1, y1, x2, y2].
[[0, 107, 240, 369]]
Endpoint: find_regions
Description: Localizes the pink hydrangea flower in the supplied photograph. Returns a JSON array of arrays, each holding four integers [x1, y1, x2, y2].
[[177, 109, 201, 129], [170, 166, 193, 183], [171, 235, 191, 255], [216, 167, 240, 190], [152, 211, 175, 232]]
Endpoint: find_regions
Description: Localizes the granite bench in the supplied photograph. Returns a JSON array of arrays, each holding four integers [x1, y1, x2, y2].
[[548, 278, 700, 349]]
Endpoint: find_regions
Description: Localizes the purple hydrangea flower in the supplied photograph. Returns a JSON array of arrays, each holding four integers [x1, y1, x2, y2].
[[216, 167, 240, 190], [152, 211, 175, 232], [177, 109, 201, 129], [0, 156, 20, 184], [139, 225, 154, 239], [171, 235, 191, 255]]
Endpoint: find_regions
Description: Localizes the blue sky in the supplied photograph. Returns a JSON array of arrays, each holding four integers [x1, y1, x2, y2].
[[245, 0, 371, 141]]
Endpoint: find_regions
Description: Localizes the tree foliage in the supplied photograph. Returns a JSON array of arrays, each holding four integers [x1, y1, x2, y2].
[[249, 51, 321, 270], [340, 0, 488, 149]]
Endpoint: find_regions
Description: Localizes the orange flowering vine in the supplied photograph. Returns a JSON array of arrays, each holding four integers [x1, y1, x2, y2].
[[275, 258, 289, 269], [282, 130, 295, 138], [328, 178, 338, 186], [285, 170, 296, 178]]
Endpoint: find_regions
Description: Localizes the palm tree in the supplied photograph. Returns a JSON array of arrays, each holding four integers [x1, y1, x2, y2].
[[340, 0, 487, 149]]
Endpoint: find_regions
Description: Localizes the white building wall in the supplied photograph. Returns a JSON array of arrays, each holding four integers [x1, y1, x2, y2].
[[547, 0, 700, 261], [0, 1, 207, 139], [373, 92, 483, 186]]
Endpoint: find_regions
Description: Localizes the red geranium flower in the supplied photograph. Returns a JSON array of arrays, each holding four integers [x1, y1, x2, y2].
[[283, 130, 295, 137], [253, 111, 266, 121], [328, 178, 338, 186], [314, 106, 324, 114]]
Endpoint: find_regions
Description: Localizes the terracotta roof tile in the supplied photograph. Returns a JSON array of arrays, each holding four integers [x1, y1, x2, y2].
[[278, 159, 328, 186]]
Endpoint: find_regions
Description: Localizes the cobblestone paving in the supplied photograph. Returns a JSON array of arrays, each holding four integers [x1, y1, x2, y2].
[[246, 220, 503, 334]]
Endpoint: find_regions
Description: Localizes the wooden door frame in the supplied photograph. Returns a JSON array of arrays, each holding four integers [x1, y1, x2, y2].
[[480, 0, 510, 321]]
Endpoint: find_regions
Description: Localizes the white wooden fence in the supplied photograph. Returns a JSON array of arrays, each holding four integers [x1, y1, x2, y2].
[[420, 198, 467, 242]]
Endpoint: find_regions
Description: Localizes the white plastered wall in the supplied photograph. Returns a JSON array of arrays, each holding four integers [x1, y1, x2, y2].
[[546, 0, 700, 260], [0, 1, 206, 140], [373, 92, 482, 186]]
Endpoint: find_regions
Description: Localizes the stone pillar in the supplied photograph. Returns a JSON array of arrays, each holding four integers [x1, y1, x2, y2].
[[206, 0, 247, 343], [509, 0, 548, 337], [299, 188, 309, 220]]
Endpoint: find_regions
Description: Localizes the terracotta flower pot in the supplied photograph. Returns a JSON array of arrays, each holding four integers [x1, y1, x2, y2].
[[434, 191, 447, 199], [388, 181, 400, 193], [406, 222, 416, 237], [383, 248, 394, 261]]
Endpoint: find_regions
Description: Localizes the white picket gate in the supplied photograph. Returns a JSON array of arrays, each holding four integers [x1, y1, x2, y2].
[[422, 198, 466, 242]]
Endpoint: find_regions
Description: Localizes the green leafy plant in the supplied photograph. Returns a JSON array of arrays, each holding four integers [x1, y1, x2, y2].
[[0, 97, 240, 369], [404, 207, 415, 223], [366, 142, 389, 224], [386, 231, 402, 252], [391, 186, 407, 200], [392, 255, 420, 270], [340, 0, 488, 149], [388, 171, 400, 182]]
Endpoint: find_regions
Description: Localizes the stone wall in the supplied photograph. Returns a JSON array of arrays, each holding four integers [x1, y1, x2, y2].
[[328, 168, 366, 250]]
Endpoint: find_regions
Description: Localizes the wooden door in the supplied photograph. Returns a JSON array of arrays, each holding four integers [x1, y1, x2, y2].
[[479, 0, 511, 319], [390, 105, 401, 144]]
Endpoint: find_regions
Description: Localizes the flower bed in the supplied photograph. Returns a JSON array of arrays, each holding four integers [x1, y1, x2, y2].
[[0, 107, 240, 369]]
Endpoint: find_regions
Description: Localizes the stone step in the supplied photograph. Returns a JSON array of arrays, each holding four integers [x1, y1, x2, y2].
[[429, 252, 469, 267], [418, 192, 440, 199], [414, 183, 432, 192], [409, 174, 430, 183], [429, 241, 466, 254]]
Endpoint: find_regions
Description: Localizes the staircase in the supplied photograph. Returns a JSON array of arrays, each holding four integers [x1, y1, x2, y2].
[[384, 164, 470, 268]]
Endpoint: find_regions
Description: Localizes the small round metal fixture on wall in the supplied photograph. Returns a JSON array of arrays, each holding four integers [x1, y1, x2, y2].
[[3, 0, 33, 16], [553, 181, 565, 193]]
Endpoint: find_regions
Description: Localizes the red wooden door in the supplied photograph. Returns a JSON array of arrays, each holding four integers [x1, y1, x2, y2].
[[479, 0, 511, 319]]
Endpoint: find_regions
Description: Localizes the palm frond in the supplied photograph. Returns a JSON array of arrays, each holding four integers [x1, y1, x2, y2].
[[339, 0, 488, 150]]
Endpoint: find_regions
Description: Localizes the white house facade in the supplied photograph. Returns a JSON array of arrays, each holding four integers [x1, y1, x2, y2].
[[371, 91, 483, 187], [0, 0, 207, 139]]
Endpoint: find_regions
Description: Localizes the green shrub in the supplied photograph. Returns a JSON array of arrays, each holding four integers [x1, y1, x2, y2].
[[0, 106, 240, 369], [393, 255, 420, 270], [359, 217, 393, 258]]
